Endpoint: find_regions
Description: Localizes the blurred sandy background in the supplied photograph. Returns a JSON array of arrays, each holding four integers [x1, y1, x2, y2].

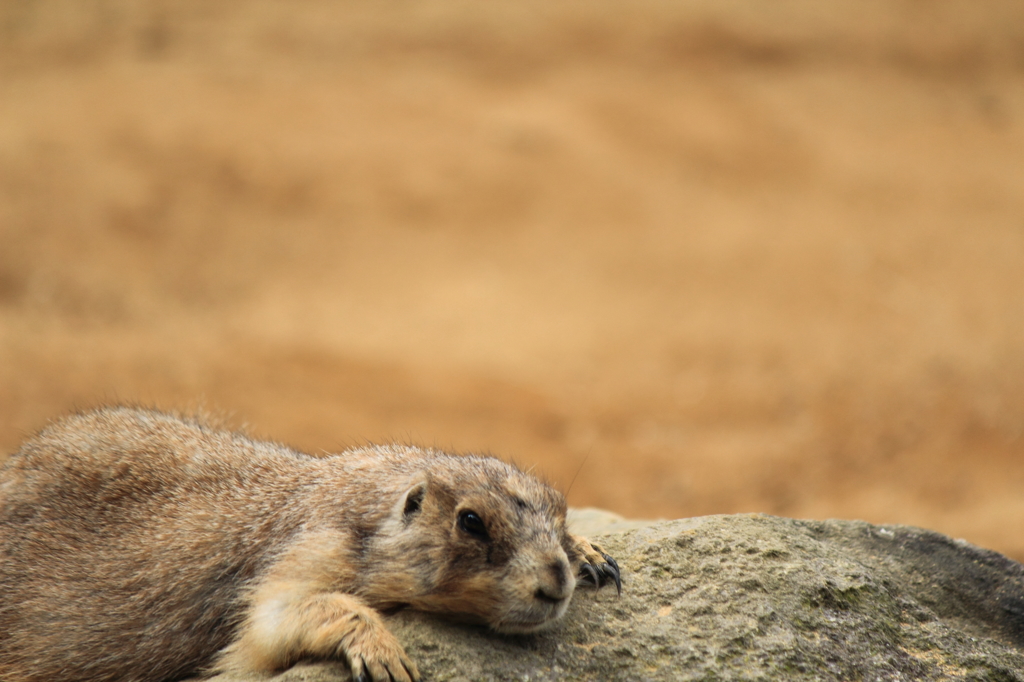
[[2, 1, 1024, 557]]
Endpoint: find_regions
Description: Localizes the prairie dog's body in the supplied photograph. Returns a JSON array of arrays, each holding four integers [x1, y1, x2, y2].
[[0, 407, 619, 682]]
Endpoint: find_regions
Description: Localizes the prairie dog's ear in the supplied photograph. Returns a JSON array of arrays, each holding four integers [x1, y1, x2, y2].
[[402, 480, 427, 522], [390, 472, 429, 528]]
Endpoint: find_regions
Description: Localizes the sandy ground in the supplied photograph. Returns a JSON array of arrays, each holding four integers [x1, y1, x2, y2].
[[2, 0, 1024, 558]]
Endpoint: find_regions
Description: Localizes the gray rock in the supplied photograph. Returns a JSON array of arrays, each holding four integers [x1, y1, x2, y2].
[[199, 514, 1024, 682]]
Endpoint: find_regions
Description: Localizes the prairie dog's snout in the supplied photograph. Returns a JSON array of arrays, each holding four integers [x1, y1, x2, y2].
[[511, 544, 577, 633], [534, 552, 573, 604]]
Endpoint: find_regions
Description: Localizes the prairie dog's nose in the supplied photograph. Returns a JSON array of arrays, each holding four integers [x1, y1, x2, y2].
[[534, 556, 573, 603]]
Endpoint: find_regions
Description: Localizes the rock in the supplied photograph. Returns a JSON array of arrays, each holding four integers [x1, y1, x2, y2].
[[198, 514, 1024, 682], [566, 506, 661, 537]]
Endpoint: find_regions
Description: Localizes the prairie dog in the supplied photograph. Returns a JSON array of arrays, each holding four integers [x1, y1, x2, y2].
[[0, 407, 620, 682]]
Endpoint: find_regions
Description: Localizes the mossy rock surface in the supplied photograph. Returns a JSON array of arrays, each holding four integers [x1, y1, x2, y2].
[[203, 514, 1024, 682]]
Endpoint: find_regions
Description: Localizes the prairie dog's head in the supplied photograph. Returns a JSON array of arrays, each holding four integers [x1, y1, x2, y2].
[[366, 453, 578, 633]]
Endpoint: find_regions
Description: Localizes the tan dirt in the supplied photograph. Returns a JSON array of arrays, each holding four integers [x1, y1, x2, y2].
[[2, 1, 1024, 557]]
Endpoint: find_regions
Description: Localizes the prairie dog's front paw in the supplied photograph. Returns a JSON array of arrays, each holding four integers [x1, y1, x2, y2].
[[571, 535, 622, 594], [337, 616, 419, 682], [217, 587, 420, 682]]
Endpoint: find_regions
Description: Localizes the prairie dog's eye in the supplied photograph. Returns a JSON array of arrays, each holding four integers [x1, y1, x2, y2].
[[458, 510, 489, 541]]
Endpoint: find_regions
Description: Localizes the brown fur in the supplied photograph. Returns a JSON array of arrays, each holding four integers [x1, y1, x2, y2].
[[0, 407, 619, 682]]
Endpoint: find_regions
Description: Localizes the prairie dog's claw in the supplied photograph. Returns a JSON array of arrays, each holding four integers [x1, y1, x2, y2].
[[600, 561, 622, 595], [581, 561, 600, 586], [571, 535, 622, 594]]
